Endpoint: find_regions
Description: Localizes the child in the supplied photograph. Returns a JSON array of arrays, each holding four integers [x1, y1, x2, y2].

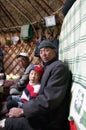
[[6, 64, 44, 110]]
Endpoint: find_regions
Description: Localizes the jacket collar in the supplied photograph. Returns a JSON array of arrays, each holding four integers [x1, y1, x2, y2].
[[44, 57, 57, 67]]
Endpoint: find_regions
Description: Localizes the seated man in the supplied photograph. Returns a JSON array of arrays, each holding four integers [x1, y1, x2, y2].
[[3, 52, 32, 96], [9, 52, 32, 95]]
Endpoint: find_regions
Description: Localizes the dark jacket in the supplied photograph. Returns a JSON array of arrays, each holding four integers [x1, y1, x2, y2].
[[5, 58, 71, 130], [23, 58, 72, 130]]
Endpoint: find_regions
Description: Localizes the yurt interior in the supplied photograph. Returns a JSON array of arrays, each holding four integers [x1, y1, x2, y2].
[[0, 1, 86, 130]]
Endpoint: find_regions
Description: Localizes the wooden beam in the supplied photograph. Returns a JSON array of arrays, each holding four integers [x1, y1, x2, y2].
[[27, 0, 44, 20], [35, 0, 50, 16], [0, 1, 19, 26], [16, 0, 38, 22], [6, 0, 31, 23], [0, 16, 7, 28], [58, 0, 65, 5], [6, 0, 37, 36], [0, 1, 19, 32]]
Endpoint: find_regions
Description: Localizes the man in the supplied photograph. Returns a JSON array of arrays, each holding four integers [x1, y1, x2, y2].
[[1, 52, 31, 102], [0, 40, 72, 130], [9, 52, 32, 95]]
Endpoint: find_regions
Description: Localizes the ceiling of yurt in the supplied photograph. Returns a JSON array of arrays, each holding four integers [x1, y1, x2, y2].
[[0, 0, 66, 33]]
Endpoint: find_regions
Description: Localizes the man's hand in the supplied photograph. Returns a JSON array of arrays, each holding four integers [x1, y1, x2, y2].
[[4, 80, 15, 87], [8, 107, 24, 118]]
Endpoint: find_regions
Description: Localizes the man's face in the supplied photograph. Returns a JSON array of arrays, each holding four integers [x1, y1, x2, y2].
[[17, 57, 27, 68], [39, 48, 56, 63]]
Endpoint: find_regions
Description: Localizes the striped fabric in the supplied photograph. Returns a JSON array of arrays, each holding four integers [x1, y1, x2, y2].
[[59, 0, 86, 130]]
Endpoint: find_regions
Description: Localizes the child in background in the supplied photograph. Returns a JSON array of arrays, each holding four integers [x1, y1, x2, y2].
[[6, 64, 44, 110]]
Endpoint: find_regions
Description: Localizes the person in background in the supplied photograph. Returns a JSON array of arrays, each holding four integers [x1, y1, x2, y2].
[[0, 42, 4, 67], [0, 42, 6, 80], [0, 67, 6, 87], [0, 42, 6, 92], [0, 40, 72, 130], [6, 64, 44, 110], [8, 52, 32, 95]]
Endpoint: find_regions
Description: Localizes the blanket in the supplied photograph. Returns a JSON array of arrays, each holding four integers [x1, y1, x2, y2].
[[59, 0, 86, 129]]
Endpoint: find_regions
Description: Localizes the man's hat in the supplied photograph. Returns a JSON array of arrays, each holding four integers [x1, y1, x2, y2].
[[38, 40, 56, 50], [16, 52, 28, 58]]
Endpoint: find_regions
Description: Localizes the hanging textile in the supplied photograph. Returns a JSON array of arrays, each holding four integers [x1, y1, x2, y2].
[[20, 24, 33, 42]]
